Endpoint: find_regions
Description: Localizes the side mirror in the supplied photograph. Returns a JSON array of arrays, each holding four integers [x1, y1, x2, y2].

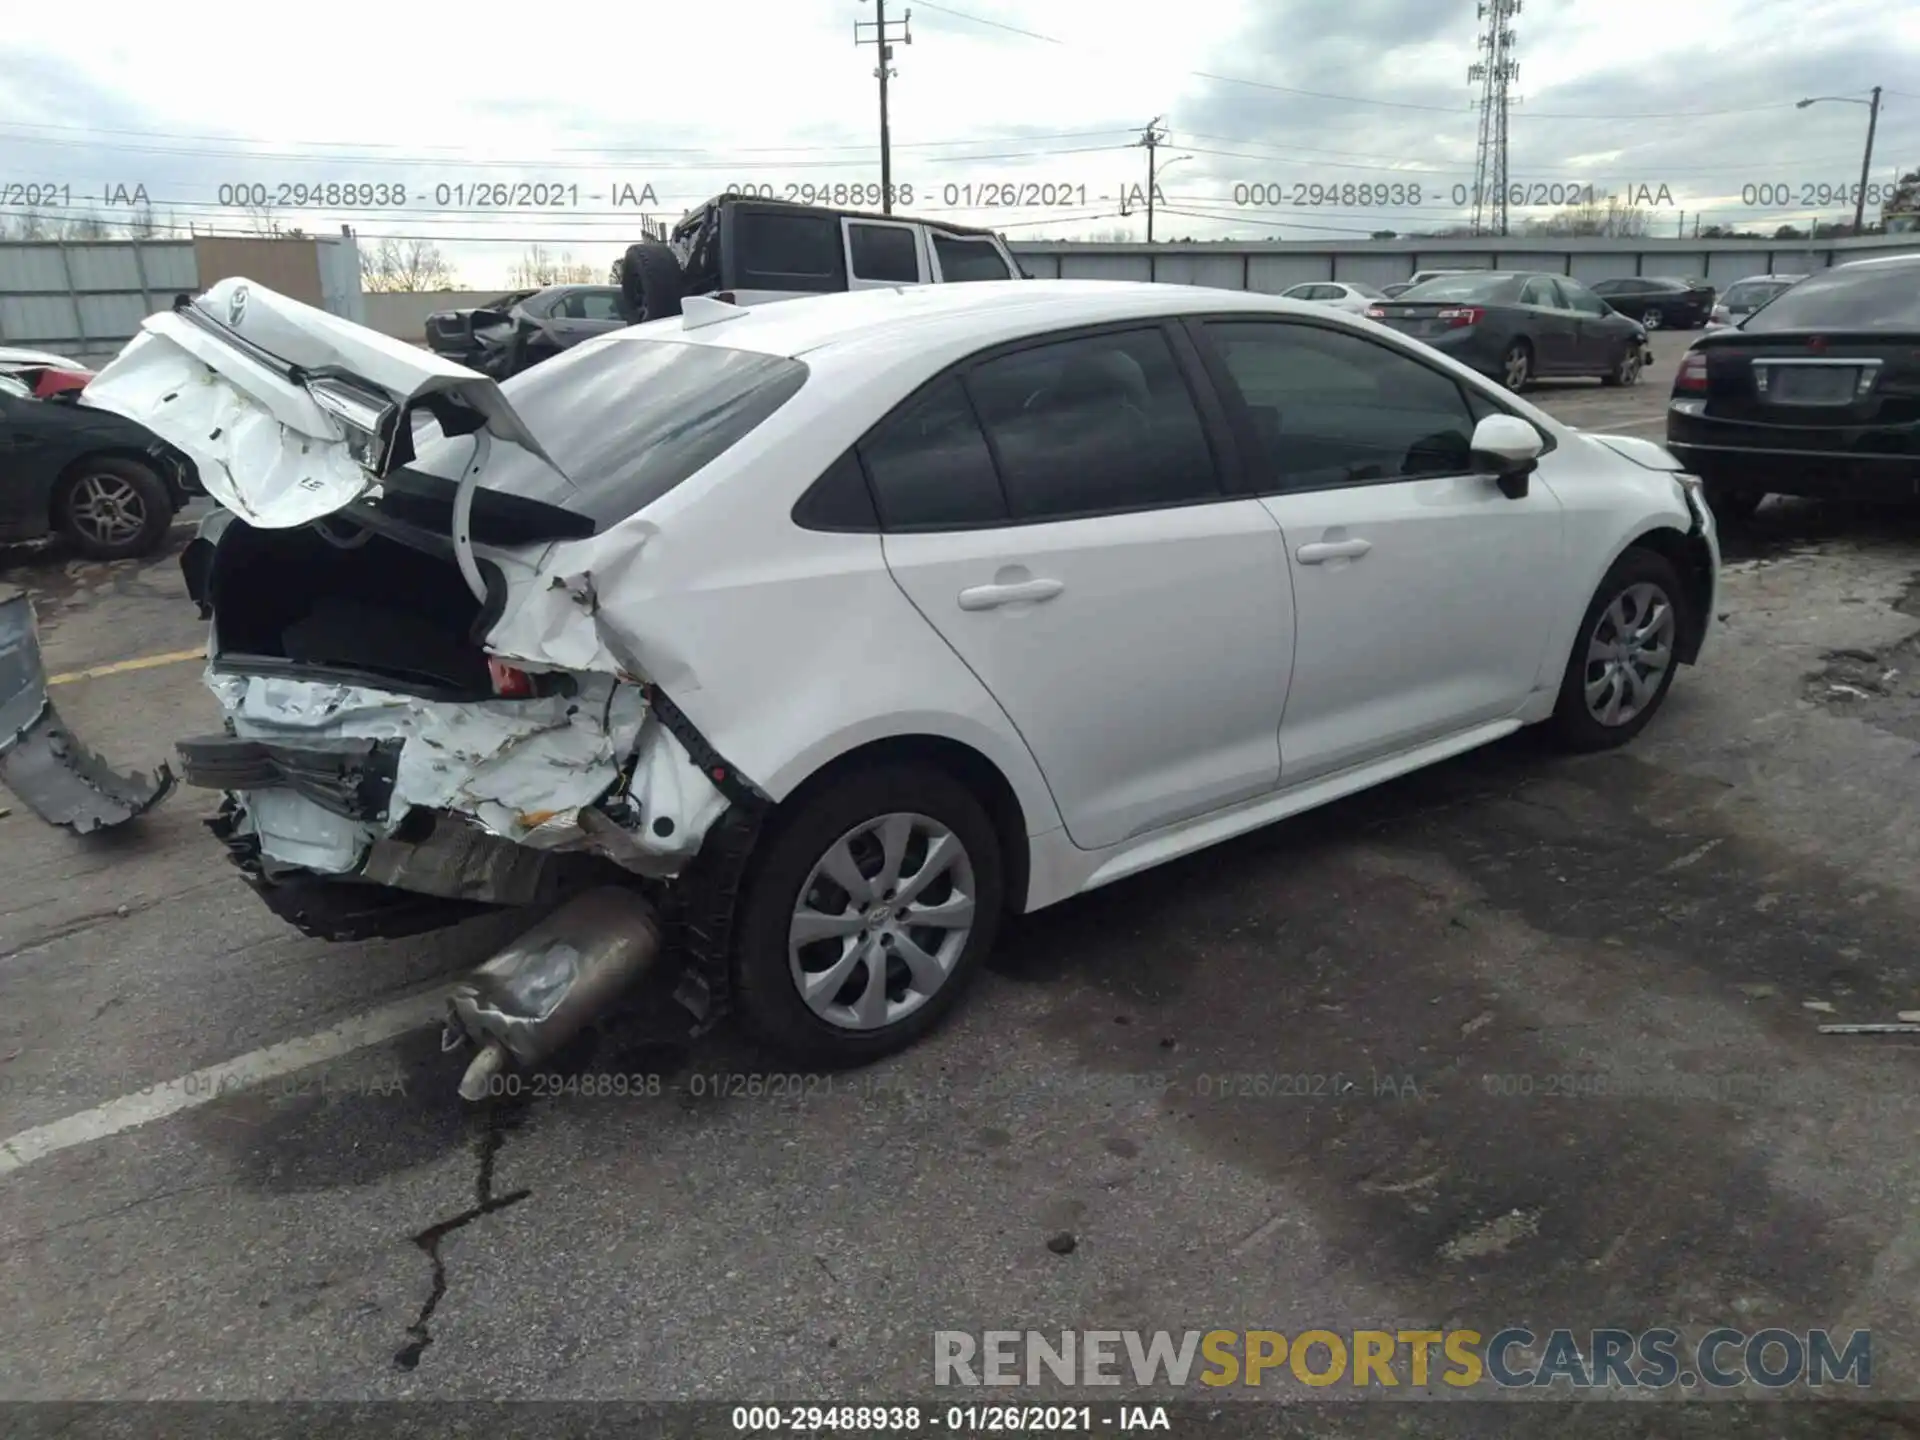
[[1470, 414, 1544, 499]]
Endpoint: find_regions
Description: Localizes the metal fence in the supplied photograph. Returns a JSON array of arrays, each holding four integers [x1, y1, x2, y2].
[[1008, 233, 1920, 290], [0, 240, 198, 366]]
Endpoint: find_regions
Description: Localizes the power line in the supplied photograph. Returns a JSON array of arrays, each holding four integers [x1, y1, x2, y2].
[[909, 0, 1845, 119]]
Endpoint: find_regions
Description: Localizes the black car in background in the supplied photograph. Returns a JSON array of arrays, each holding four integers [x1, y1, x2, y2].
[[1666, 253, 1920, 523], [0, 374, 197, 559], [424, 284, 628, 378], [1589, 276, 1716, 330], [1365, 271, 1652, 390]]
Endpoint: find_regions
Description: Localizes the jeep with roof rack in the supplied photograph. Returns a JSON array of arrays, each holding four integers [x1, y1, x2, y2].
[[614, 193, 1027, 323]]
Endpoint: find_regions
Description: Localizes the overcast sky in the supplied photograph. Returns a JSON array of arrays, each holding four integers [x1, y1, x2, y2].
[[2, 0, 1917, 286]]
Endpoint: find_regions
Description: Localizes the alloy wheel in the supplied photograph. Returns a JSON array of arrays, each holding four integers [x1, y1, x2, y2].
[[1503, 345, 1531, 389], [1616, 347, 1643, 385], [1640, 308, 1664, 330], [69, 474, 149, 546], [788, 811, 978, 1031], [1583, 581, 1675, 727]]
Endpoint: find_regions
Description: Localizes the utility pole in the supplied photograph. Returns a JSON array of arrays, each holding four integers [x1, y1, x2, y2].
[[1854, 85, 1883, 236], [1468, 0, 1521, 237], [1136, 117, 1168, 243], [856, 1, 912, 214]]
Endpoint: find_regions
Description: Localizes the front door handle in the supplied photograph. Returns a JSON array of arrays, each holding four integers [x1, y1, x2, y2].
[[1296, 538, 1372, 564], [957, 578, 1065, 611]]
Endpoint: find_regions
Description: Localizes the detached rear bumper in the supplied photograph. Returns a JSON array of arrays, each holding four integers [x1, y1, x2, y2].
[[0, 588, 175, 833]]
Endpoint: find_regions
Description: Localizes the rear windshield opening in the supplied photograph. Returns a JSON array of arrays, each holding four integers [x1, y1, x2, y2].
[[1742, 263, 1920, 332], [407, 337, 809, 527]]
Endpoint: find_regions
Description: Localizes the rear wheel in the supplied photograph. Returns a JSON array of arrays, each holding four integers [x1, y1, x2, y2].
[[731, 763, 1004, 1067], [55, 457, 173, 560], [1547, 548, 1687, 752], [1500, 340, 1534, 391], [1640, 307, 1664, 330]]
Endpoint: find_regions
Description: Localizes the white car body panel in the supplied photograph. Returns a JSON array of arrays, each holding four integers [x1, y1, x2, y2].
[[81, 276, 1716, 918], [883, 502, 1294, 851], [0, 345, 87, 371]]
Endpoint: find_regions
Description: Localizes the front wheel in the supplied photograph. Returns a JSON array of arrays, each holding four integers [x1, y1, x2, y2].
[[1500, 340, 1534, 391], [1546, 548, 1688, 753], [1600, 342, 1643, 387], [731, 763, 1004, 1067], [1640, 308, 1664, 330]]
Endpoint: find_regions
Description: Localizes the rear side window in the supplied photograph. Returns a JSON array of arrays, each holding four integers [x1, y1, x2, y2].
[[1743, 263, 1920, 330], [848, 223, 920, 282], [574, 290, 624, 321], [734, 210, 843, 288], [406, 337, 808, 525], [859, 375, 1007, 529], [932, 233, 1011, 282], [964, 328, 1219, 520]]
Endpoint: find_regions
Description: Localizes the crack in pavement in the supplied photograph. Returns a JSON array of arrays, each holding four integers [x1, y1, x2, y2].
[[392, 1100, 531, 1372]]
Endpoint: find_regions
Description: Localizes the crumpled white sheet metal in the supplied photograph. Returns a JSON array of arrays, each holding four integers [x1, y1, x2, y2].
[[208, 671, 728, 875]]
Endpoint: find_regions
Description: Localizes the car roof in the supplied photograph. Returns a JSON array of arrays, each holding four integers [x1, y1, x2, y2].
[[610, 280, 1354, 362]]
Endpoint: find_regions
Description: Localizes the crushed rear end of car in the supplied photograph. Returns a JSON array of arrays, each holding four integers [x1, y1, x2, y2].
[[80, 278, 789, 1094]]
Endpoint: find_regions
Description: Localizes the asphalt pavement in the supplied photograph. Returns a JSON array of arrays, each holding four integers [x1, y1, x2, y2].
[[4, 332, 1920, 1429]]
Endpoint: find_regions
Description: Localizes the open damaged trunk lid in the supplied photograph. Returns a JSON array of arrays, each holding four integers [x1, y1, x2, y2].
[[79, 277, 573, 534]]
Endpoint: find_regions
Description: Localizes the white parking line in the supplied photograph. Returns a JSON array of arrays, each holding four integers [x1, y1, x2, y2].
[[0, 985, 452, 1179]]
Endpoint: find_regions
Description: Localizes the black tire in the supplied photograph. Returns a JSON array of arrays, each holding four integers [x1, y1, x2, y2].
[[1599, 340, 1642, 387], [1499, 339, 1534, 392], [1640, 307, 1664, 330], [54, 455, 173, 560], [1700, 476, 1764, 526], [617, 242, 684, 323], [731, 762, 1005, 1068], [1546, 547, 1689, 753]]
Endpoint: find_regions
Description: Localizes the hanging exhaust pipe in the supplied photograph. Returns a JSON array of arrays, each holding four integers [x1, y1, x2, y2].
[[445, 886, 663, 1102]]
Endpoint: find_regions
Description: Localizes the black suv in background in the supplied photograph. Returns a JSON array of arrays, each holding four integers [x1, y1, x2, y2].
[[424, 284, 628, 379], [1590, 276, 1716, 330], [615, 194, 1025, 323]]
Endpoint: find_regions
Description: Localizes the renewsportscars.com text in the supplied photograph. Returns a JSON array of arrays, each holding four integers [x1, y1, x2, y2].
[[933, 1328, 1871, 1390]]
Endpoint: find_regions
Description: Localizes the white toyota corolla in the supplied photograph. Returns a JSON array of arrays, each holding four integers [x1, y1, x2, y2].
[[82, 275, 1719, 1088]]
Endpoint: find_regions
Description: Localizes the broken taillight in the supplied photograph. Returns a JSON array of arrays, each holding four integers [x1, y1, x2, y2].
[[487, 659, 534, 698]]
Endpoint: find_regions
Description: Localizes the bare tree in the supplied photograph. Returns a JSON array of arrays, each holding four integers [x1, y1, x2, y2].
[[124, 203, 159, 239], [7, 206, 51, 240], [361, 237, 460, 292], [59, 211, 116, 240], [509, 244, 598, 287], [243, 201, 281, 237]]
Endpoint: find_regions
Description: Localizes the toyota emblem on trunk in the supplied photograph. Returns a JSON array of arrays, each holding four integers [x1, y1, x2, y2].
[[228, 285, 249, 326]]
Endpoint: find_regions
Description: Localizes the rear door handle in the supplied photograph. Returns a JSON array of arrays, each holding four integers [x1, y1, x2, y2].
[[1296, 538, 1371, 564], [957, 578, 1065, 611]]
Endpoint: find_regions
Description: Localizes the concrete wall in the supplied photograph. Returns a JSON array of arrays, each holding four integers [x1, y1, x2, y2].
[[1009, 234, 1920, 291]]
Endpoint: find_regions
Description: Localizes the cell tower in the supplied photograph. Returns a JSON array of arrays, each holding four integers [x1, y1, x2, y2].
[[1468, 0, 1520, 236]]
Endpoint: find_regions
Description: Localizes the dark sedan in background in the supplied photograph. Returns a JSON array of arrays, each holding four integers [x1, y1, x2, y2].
[[424, 283, 629, 379], [1667, 253, 1920, 523], [1364, 271, 1652, 390], [1590, 275, 1716, 330], [0, 374, 197, 559]]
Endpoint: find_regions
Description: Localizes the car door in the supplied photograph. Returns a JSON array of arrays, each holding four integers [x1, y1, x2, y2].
[[873, 323, 1295, 851], [1556, 278, 1628, 369], [843, 217, 928, 290], [1189, 316, 1565, 784], [0, 390, 66, 538], [1516, 276, 1576, 372]]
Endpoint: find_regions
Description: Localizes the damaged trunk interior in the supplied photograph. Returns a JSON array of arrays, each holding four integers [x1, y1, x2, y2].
[[201, 517, 500, 700]]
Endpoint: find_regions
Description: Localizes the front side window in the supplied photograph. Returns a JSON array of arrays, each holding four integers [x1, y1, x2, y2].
[[1202, 320, 1478, 491], [963, 328, 1220, 520]]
